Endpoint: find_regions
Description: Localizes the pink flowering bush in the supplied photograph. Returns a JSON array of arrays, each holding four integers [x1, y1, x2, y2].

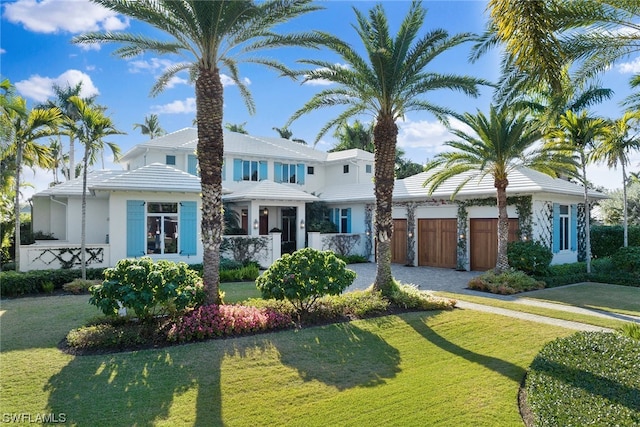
[[167, 304, 293, 342]]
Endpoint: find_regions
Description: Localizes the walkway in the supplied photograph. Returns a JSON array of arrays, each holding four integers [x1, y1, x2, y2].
[[345, 263, 639, 332]]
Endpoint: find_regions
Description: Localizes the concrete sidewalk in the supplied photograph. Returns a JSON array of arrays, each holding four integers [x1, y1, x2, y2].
[[344, 262, 637, 332]]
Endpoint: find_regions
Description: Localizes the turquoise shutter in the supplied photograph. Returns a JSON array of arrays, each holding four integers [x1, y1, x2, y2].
[[127, 200, 145, 257], [570, 204, 577, 251], [187, 154, 198, 176], [180, 201, 197, 256], [297, 163, 305, 185], [552, 203, 560, 253], [233, 159, 242, 181], [274, 162, 282, 183], [334, 208, 340, 230], [346, 208, 352, 233], [259, 161, 268, 181]]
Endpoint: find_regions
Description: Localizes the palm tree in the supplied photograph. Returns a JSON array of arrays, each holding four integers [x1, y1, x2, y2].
[[68, 96, 123, 279], [329, 120, 374, 153], [73, 0, 327, 304], [622, 75, 640, 113], [288, 1, 486, 295], [547, 110, 608, 273], [224, 122, 248, 134], [423, 105, 572, 273], [273, 126, 306, 144], [2, 91, 61, 271], [133, 114, 166, 139], [591, 111, 640, 247]]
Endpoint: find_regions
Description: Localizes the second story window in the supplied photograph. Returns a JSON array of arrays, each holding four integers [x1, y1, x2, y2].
[[166, 155, 176, 166], [366, 164, 372, 173], [275, 162, 305, 184], [233, 159, 267, 182], [343, 164, 349, 173]]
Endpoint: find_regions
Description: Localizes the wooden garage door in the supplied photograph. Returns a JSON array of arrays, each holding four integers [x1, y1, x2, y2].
[[418, 219, 457, 268], [391, 219, 407, 264], [470, 218, 519, 271]]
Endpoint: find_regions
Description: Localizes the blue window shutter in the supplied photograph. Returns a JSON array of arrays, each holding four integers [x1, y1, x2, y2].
[[570, 204, 577, 251], [334, 208, 340, 230], [259, 161, 268, 181], [127, 200, 145, 257], [180, 201, 197, 256], [187, 155, 198, 176], [552, 203, 560, 253], [346, 208, 352, 233], [297, 163, 305, 185], [233, 159, 242, 181], [274, 162, 282, 183]]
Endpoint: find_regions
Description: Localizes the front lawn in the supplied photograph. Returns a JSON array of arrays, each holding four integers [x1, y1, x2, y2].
[[1, 294, 572, 426]]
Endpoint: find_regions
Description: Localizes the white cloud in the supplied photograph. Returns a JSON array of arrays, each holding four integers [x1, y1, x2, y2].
[[165, 75, 189, 89], [617, 57, 640, 74], [220, 74, 251, 87], [151, 97, 196, 114], [128, 58, 177, 74], [14, 69, 99, 103], [3, 0, 129, 34], [0, 48, 6, 54]]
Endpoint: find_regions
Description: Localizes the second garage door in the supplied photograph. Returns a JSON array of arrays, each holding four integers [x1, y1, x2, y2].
[[470, 218, 519, 271], [417, 219, 457, 268]]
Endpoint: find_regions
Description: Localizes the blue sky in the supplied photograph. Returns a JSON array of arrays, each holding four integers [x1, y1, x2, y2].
[[2, 0, 639, 200]]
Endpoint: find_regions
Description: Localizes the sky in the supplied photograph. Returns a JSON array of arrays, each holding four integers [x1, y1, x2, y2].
[[2, 0, 640, 202]]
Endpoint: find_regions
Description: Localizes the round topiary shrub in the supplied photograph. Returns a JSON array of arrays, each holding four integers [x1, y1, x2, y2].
[[611, 246, 640, 273], [507, 240, 553, 276], [255, 248, 356, 316]]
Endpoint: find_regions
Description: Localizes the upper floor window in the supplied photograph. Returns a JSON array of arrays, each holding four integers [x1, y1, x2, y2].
[[365, 164, 372, 174], [307, 166, 315, 175], [233, 159, 267, 182], [275, 162, 305, 184], [343, 164, 349, 173], [166, 155, 176, 166]]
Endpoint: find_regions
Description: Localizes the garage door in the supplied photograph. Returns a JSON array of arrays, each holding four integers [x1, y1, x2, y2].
[[391, 219, 407, 264], [417, 219, 457, 268], [470, 218, 519, 271]]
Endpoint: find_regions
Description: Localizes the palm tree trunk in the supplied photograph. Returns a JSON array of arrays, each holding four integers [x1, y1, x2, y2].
[[81, 145, 89, 280], [372, 114, 398, 296], [13, 143, 23, 272], [196, 67, 224, 305], [622, 161, 628, 247], [68, 134, 75, 180], [495, 179, 510, 273], [582, 160, 591, 274]]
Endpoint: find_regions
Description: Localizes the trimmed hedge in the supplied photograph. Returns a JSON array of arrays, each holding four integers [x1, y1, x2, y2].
[[591, 225, 640, 258], [526, 331, 640, 426], [0, 268, 105, 297]]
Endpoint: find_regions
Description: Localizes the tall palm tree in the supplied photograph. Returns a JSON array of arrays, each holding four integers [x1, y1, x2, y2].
[[329, 120, 374, 153], [288, 1, 486, 295], [224, 122, 248, 134], [68, 96, 123, 280], [2, 92, 61, 271], [74, 0, 327, 304], [622, 75, 640, 113], [423, 105, 572, 273], [133, 114, 166, 139], [592, 111, 640, 247], [547, 110, 608, 273], [273, 126, 306, 144]]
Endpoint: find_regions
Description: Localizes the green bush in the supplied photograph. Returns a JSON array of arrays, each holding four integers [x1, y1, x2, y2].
[[619, 323, 640, 341], [63, 279, 100, 294], [90, 257, 204, 321], [468, 269, 545, 294], [0, 268, 105, 297], [591, 225, 640, 258], [219, 264, 260, 282], [526, 331, 640, 426], [389, 281, 457, 310], [611, 246, 640, 273], [507, 240, 552, 276], [255, 248, 356, 316], [336, 254, 369, 264], [41, 281, 54, 294], [65, 317, 162, 351]]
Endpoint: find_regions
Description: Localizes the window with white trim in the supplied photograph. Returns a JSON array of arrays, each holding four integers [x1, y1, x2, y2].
[[147, 202, 178, 254], [559, 205, 569, 251]]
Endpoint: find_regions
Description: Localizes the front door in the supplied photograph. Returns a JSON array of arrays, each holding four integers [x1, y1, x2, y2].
[[281, 207, 297, 254]]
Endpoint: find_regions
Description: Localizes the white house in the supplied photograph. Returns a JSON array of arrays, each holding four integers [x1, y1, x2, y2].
[[24, 127, 605, 272]]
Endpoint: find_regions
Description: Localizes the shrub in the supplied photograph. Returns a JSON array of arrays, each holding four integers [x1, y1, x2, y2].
[[0, 267, 105, 297], [468, 269, 545, 294], [219, 264, 260, 282], [336, 254, 369, 264], [507, 240, 552, 276], [389, 281, 457, 310], [611, 246, 640, 273], [41, 281, 54, 294], [324, 234, 361, 257], [90, 257, 204, 321], [526, 331, 640, 426], [167, 304, 293, 342], [590, 225, 640, 258], [221, 236, 268, 265], [298, 290, 390, 323], [66, 319, 160, 351], [255, 248, 356, 316], [63, 279, 99, 294], [619, 322, 640, 341]]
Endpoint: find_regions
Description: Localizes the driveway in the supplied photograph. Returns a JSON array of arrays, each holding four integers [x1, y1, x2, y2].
[[345, 262, 482, 293]]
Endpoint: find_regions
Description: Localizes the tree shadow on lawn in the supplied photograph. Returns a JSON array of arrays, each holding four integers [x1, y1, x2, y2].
[[403, 313, 526, 383], [46, 322, 401, 425]]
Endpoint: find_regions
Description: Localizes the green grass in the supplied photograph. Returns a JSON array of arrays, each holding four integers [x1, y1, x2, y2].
[[1, 294, 574, 426], [435, 291, 631, 330], [523, 283, 640, 317], [220, 281, 260, 303]]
